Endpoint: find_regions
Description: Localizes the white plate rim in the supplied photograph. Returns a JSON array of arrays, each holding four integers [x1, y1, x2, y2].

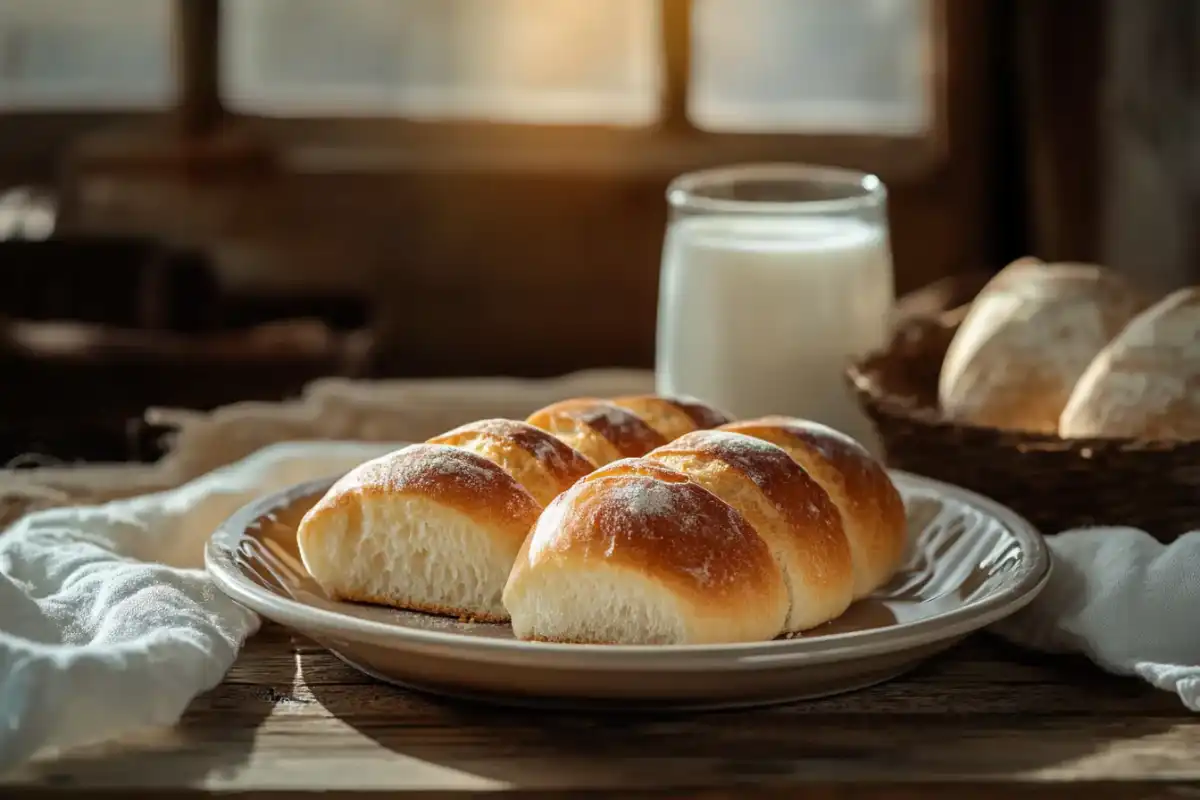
[[205, 469, 1052, 670]]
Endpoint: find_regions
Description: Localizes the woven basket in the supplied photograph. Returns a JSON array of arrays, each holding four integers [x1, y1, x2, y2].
[[847, 307, 1200, 543]]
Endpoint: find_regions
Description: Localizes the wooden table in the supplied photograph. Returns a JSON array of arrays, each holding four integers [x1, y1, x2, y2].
[[7, 622, 1198, 798]]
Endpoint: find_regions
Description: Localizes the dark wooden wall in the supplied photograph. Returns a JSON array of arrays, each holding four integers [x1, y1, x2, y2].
[[1102, 0, 1200, 292], [1014, 0, 1104, 264], [1010, 0, 1200, 291]]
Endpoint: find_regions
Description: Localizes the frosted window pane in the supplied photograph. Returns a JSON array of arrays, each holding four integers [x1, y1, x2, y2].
[[0, 0, 172, 109], [691, 0, 931, 134], [223, 0, 661, 125]]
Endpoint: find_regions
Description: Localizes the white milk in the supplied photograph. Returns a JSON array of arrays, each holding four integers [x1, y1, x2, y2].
[[655, 214, 893, 451]]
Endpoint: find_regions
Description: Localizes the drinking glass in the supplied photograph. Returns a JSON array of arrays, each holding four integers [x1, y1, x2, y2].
[[654, 163, 894, 451]]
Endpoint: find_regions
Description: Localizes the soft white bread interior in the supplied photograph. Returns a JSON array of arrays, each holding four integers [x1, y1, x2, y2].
[[607, 394, 734, 441], [938, 259, 1149, 432], [642, 430, 853, 633], [297, 443, 541, 621], [428, 418, 596, 505], [718, 417, 907, 599], [502, 459, 788, 645], [525, 398, 668, 466], [1059, 286, 1200, 440]]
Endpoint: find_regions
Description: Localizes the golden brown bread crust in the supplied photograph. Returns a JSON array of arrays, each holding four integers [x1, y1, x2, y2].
[[643, 429, 854, 631], [299, 443, 541, 556], [526, 398, 668, 466], [427, 418, 596, 505], [609, 394, 734, 441], [519, 459, 785, 606], [649, 430, 846, 553], [718, 417, 907, 598]]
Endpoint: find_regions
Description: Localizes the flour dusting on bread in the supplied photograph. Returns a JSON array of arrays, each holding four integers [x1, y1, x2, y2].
[[641, 429, 855, 634], [503, 459, 789, 644], [297, 443, 541, 622], [1060, 287, 1200, 440], [938, 262, 1148, 432], [299, 396, 912, 645]]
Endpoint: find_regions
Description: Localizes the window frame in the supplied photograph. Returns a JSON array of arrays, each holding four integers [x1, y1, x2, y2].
[[235, 0, 954, 183], [0, 0, 960, 188]]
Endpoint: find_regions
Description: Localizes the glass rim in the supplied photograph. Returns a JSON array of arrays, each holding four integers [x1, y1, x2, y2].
[[666, 163, 886, 216]]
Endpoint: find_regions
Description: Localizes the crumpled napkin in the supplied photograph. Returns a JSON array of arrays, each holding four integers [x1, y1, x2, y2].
[[992, 526, 1200, 709], [0, 441, 395, 771], [0, 440, 1196, 772]]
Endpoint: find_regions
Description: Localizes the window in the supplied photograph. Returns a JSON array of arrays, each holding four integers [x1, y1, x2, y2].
[[223, 0, 663, 125], [690, 0, 931, 134], [1, 0, 932, 137], [0, 0, 172, 109], [227, 0, 930, 134]]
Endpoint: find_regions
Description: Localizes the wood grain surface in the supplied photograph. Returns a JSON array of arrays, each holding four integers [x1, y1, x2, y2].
[[4, 622, 1197, 798]]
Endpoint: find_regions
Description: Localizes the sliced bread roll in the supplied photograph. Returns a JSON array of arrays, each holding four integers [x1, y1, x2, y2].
[[718, 417, 907, 599], [1059, 287, 1200, 440], [607, 394, 734, 441], [526, 395, 731, 466], [525, 398, 669, 466], [297, 444, 540, 621], [642, 430, 853, 633], [428, 418, 595, 504], [297, 420, 594, 622], [503, 459, 788, 645], [938, 259, 1149, 433]]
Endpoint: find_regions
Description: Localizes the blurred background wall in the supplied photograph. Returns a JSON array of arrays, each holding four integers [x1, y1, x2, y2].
[[0, 0, 1193, 461]]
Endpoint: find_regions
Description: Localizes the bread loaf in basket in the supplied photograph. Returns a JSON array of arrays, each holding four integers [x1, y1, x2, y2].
[[847, 265, 1200, 542]]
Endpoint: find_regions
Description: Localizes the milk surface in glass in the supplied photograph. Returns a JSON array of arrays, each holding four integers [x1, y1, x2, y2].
[[655, 166, 894, 452]]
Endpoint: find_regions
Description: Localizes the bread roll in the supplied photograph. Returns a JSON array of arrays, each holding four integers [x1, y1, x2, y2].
[[503, 459, 789, 645], [297, 442, 544, 622], [718, 417, 906, 598], [607, 394, 734, 441], [1059, 287, 1200, 440], [642, 430, 853, 632], [428, 418, 595, 505], [525, 398, 669, 466], [938, 260, 1149, 432]]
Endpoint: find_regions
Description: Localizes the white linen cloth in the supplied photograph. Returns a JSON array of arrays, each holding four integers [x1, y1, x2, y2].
[[0, 440, 1197, 772], [0, 441, 395, 772], [992, 526, 1200, 708]]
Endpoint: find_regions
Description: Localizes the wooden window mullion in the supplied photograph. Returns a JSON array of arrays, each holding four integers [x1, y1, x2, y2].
[[173, 0, 224, 137], [660, 0, 693, 132]]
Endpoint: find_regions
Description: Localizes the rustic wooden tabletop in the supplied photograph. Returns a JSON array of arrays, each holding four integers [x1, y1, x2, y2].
[[6, 621, 1197, 798]]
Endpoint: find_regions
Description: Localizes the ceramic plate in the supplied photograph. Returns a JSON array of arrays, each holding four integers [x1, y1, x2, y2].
[[206, 469, 1051, 711]]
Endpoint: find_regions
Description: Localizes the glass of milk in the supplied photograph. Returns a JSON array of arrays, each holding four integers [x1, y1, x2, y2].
[[655, 163, 894, 451]]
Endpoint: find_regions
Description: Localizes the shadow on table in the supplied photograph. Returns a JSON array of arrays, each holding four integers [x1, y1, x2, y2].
[[11, 677, 274, 791], [169, 679, 278, 784], [298, 637, 1187, 791]]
